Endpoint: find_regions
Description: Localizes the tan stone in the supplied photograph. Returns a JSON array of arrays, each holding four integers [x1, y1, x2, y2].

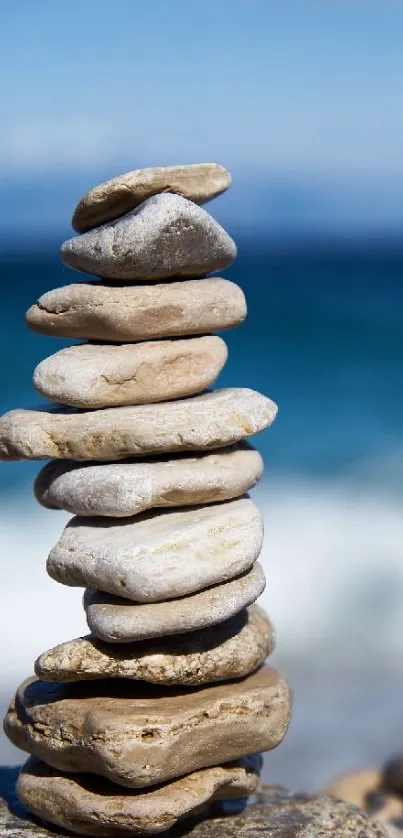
[[47, 497, 263, 601], [35, 606, 273, 686], [25, 278, 246, 342], [72, 163, 231, 233], [0, 388, 277, 461], [61, 194, 236, 281], [325, 770, 381, 809], [84, 563, 266, 642], [33, 337, 227, 409], [17, 755, 259, 837], [35, 445, 263, 517], [5, 667, 291, 788]]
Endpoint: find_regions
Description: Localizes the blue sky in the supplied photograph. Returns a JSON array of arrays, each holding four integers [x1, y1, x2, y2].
[[2, 1, 403, 237]]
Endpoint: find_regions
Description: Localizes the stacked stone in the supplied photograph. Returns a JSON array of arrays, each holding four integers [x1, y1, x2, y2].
[[1, 163, 292, 837]]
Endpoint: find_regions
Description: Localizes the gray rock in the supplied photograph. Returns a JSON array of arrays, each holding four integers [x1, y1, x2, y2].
[[46, 497, 263, 601], [84, 563, 266, 642], [61, 194, 236, 280], [0, 773, 393, 838], [35, 606, 274, 686], [72, 162, 231, 232], [35, 445, 263, 517], [33, 337, 227, 408], [25, 278, 246, 342], [0, 388, 277, 462]]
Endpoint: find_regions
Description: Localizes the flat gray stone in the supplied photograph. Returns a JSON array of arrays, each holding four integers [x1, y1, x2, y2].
[[72, 162, 231, 232], [35, 445, 263, 517], [0, 774, 393, 838], [16, 756, 260, 837], [84, 563, 266, 642], [33, 337, 227, 408], [35, 606, 273, 686], [61, 194, 236, 280], [0, 388, 277, 461], [46, 497, 263, 601], [5, 667, 290, 788], [25, 278, 246, 342]]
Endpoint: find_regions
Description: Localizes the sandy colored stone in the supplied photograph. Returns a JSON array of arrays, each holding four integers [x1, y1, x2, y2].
[[35, 445, 263, 517], [72, 163, 231, 233], [5, 667, 290, 789], [35, 606, 273, 686], [1, 779, 393, 838], [84, 563, 266, 642], [325, 770, 403, 825], [33, 337, 227, 409], [61, 194, 236, 281], [25, 278, 246, 342], [47, 497, 263, 601], [16, 756, 259, 837], [0, 388, 277, 462]]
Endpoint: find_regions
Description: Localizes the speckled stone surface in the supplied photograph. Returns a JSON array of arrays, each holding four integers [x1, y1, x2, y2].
[[4, 667, 291, 789], [33, 337, 227, 408], [35, 445, 263, 517], [84, 563, 266, 642], [35, 606, 273, 686], [72, 162, 231, 232], [46, 497, 263, 601], [0, 772, 393, 838], [0, 388, 277, 461], [25, 278, 246, 342], [61, 194, 236, 280]]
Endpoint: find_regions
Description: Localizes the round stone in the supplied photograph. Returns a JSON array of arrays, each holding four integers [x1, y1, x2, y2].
[[25, 278, 246, 342], [33, 337, 227, 409], [35, 606, 274, 686], [0, 388, 277, 462], [46, 497, 263, 602], [5, 667, 291, 788], [61, 194, 236, 281], [16, 755, 259, 837], [84, 563, 266, 642], [35, 445, 263, 517], [72, 162, 231, 232]]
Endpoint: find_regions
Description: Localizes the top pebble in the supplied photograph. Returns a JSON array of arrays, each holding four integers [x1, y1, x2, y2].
[[72, 162, 231, 232]]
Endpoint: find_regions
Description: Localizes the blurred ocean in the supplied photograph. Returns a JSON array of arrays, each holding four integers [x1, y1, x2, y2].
[[1, 240, 403, 790]]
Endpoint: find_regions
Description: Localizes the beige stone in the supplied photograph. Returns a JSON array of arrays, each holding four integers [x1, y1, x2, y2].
[[25, 278, 246, 342], [0, 388, 276, 462], [84, 563, 266, 642], [47, 497, 263, 601], [33, 337, 227, 409], [17, 755, 260, 837], [325, 770, 381, 809], [72, 163, 231, 233], [61, 194, 236, 281], [5, 667, 291, 788], [35, 445, 263, 517], [35, 606, 273, 686]]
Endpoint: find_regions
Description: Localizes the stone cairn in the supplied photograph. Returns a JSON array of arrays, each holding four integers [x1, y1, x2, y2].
[[1, 163, 292, 837]]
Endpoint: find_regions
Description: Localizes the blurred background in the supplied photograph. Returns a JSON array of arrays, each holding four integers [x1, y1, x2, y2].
[[1, 0, 403, 791]]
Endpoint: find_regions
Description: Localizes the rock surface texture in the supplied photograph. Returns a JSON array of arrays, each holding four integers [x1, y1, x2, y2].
[[1, 161, 292, 835]]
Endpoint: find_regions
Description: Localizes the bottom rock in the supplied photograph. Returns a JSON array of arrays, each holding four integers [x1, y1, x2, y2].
[[16, 756, 260, 836]]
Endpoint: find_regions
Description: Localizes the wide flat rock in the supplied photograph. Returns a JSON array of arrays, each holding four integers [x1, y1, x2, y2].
[[35, 445, 263, 517], [0, 774, 393, 838], [72, 163, 231, 232], [16, 756, 259, 837], [0, 388, 277, 462], [61, 194, 236, 280], [4, 666, 290, 789], [84, 563, 266, 642], [35, 606, 273, 686], [46, 497, 263, 601], [25, 278, 246, 342], [33, 337, 227, 409]]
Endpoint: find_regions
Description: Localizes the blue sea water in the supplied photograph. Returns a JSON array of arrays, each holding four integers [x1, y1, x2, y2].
[[1, 240, 403, 789]]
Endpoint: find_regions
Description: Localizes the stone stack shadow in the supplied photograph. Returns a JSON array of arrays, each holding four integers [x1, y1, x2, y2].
[[1, 163, 292, 836]]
